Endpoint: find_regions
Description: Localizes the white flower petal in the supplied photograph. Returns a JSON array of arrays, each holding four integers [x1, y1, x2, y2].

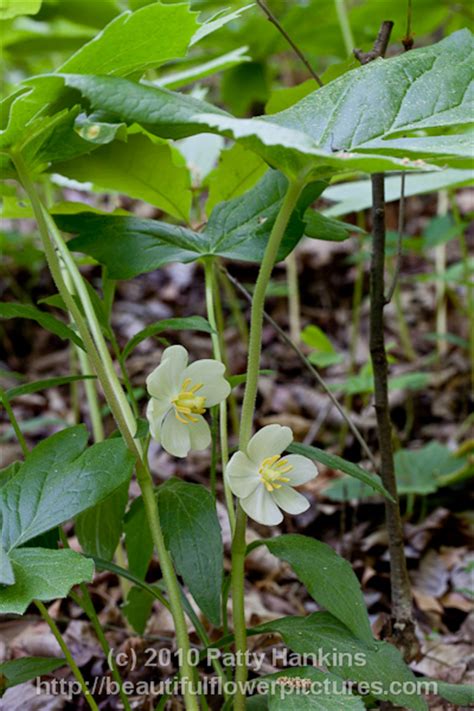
[[160, 411, 191, 458], [146, 358, 176, 400], [146, 398, 171, 440], [188, 414, 211, 451], [283, 455, 318, 486], [183, 360, 230, 406], [271, 486, 310, 515], [240, 484, 283, 526], [161, 345, 189, 389], [226, 451, 260, 498], [247, 424, 293, 465]]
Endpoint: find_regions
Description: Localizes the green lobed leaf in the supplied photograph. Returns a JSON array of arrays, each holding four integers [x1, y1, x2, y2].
[[53, 134, 192, 221], [157, 478, 223, 626], [0, 548, 94, 615], [59, 3, 199, 77], [0, 302, 83, 348], [63, 30, 472, 177], [0, 656, 66, 692], [263, 535, 373, 643], [0, 425, 134, 553], [122, 316, 214, 362], [58, 171, 326, 279], [287, 442, 392, 500], [256, 612, 427, 711], [75, 482, 129, 561]]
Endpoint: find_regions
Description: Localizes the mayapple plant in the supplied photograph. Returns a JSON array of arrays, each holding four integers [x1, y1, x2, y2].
[[0, 2, 472, 710]]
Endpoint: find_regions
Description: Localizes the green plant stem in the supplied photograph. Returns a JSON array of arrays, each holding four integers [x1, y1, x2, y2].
[[286, 250, 301, 344], [73, 585, 131, 711], [230, 504, 248, 710], [239, 179, 305, 448], [0, 389, 29, 456], [13, 153, 199, 711], [35, 600, 99, 711], [76, 336, 105, 442], [232, 179, 305, 710], [334, 0, 355, 55], [136, 460, 199, 708], [203, 259, 236, 533]]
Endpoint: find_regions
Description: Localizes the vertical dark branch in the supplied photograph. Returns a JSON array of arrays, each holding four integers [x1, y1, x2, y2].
[[370, 177, 415, 645], [356, 22, 418, 661]]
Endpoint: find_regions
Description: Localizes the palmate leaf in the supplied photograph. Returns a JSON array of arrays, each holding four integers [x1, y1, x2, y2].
[[56, 171, 326, 279], [58, 30, 473, 180]]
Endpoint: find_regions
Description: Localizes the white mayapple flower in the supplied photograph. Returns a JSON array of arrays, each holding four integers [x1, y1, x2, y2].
[[146, 345, 230, 458], [226, 424, 318, 525]]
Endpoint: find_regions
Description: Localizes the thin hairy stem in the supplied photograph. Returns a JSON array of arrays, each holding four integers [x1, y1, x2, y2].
[[231, 179, 305, 710]]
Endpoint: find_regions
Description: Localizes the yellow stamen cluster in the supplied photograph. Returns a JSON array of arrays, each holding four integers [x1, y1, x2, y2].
[[172, 378, 206, 424], [258, 455, 292, 492]]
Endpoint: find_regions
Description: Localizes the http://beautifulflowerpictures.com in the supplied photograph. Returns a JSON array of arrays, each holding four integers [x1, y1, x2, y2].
[[226, 424, 318, 525], [146, 345, 231, 457]]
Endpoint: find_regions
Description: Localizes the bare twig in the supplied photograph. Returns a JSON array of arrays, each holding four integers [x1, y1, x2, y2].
[[256, 0, 324, 87], [220, 266, 378, 469], [356, 22, 418, 661], [385, 173, 406, 303], [402, 0, 414, 51], [353, 20, 394, 64]]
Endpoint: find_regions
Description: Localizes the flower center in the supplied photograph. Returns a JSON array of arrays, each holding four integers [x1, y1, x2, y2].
[[258, 455, 293, 492], [171, 378, 206, 424]]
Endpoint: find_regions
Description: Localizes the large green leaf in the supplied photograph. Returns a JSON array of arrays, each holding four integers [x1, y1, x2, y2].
[[0, 548, 94, 615], [58, 3, 199, 77], [256, 612, 427, 711], [0, 656, 65, 693], [0, 302, 83, 348], [157, 478, 223, 627], [53, 134, 192, 221], [263, 535, 372, 643], [287, 443, 392, 499], [0, 425, 134, 554], [57, 171, 325, 279], [60, 30, 472, 179]]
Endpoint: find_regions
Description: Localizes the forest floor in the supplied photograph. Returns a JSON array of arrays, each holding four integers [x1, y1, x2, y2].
[[0, 188, 472, 710]]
